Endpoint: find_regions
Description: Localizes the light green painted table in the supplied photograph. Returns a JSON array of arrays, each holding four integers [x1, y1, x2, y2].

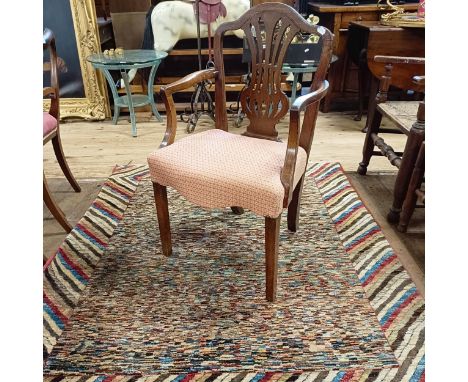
[[87, 50, 167, 137], [283, 55, 338, 103]]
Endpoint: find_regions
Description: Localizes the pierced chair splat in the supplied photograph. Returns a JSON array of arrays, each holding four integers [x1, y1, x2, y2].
[[43, 28, 81, 233], [147, 3, 333, 302]]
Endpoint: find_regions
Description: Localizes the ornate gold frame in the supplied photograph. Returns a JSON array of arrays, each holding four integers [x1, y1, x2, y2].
[[44, 0, 110, 120]]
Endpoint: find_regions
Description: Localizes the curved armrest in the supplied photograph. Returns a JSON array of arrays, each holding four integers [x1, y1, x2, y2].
[[281, 81, 329, 206], [290, 80, 329, 113], [161, 68, 217, 96], [160, 69, 218, 148], [374, 55, 425, 65], [43, 87, 56, 98]]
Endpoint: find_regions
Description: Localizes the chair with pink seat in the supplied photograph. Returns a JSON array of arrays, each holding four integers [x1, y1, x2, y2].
[[43, 28, 81, 233], [147, 3, 333, 302]]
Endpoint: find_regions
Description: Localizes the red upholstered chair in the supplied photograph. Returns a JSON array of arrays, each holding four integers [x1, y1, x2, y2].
[[43, 28, 81, 232], [147, 3, 333, 301]]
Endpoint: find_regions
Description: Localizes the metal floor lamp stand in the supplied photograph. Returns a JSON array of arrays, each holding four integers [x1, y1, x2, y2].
[[180, 0, 215, 133]]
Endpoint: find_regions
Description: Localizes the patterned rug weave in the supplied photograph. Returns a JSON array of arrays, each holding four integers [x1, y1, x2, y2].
[[43, 163, 425, 381]]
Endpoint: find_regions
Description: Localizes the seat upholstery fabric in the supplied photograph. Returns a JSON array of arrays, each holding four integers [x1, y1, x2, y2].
[[43, 112, 57, 137], [147, 129, 308, 217]]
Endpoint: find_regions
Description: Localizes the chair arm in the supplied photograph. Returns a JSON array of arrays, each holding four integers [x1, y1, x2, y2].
[[290, 80, 329, 113], [161, 68, 217, 96], [160, 69, 218, 148], [281, 81, 329, 206], [43, 87, 56, 98], [374, 55, 425, 65]]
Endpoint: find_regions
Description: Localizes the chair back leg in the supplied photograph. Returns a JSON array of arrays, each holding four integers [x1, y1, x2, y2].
[[43, 173, 72, 233], [153, 182, 172, 257], [230, 206, 244, 215], [265, 215, 281, 302], [51, 134, 81, 192]]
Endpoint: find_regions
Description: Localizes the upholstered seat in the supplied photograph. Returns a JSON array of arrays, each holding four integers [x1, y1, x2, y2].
[[43, 112, 57, 137], [148, 129, 308, 217]]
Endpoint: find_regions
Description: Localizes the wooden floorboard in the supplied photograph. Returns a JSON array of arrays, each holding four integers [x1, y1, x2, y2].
[[43, 111, 424, 295], [347, 171, 425, 296], [43, 179, 104, 263]]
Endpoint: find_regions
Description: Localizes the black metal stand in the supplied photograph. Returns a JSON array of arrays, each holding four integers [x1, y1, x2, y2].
[[180, 0, 215, 133]]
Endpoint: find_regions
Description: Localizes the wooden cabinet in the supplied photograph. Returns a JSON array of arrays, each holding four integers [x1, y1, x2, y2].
[[307, 2, 418, 112]]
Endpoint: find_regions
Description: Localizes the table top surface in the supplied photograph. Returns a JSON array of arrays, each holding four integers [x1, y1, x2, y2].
[[87, 50, 168, 66], [283, 54, 338, 72], [349, 20, 422, 31], [308, 2, 418, 13]]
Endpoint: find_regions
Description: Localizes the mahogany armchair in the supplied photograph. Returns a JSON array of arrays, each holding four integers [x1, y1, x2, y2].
[[43, 28, 81, 232], [357, 55, 425, 225], [147, 3, 333, 302]]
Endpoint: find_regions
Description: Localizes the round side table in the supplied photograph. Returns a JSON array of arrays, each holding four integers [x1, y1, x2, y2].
[[87, 50, 168, 137], [282, 55, 338, 103]]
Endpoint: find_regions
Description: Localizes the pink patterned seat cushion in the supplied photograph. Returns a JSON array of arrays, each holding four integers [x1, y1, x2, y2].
[[147, 129, 308, 217], [43, 112, 57, 137]]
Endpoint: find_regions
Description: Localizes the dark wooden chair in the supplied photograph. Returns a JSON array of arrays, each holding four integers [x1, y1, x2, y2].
[[357, 55, 424, 225], [147, 3, 333, 302], [43, 28, 81, 233]]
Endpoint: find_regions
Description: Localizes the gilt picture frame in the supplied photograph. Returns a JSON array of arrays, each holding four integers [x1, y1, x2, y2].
[[43, 0, 110, 120]]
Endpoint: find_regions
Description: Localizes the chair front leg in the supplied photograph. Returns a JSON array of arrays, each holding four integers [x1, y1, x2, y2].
[[265, 215, 281, 302], [287, 174, 305, 232], [152, 182, 172, 256]]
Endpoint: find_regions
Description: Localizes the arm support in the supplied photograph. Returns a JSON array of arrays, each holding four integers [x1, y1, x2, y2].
[[159, 69, 218, 148], [281, 80, 329, 206]]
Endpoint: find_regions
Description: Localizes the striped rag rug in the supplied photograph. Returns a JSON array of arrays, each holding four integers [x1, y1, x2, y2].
[[43, 162, 424, 381]]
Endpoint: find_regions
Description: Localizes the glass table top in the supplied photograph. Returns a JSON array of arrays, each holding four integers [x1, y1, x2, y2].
[[87, 49, 168, 65]]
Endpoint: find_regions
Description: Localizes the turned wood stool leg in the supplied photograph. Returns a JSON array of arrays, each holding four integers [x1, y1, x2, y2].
[[43, 173, 72, 233], [265, 215, 281, 302], [153, 182, 172, 256], [388, 103, 425, 224], [287, 174, 305, 232], [357, 109, 382, 175], [398, 143, 425, 232]]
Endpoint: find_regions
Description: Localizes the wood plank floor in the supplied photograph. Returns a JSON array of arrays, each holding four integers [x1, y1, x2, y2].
[[43, 111, 424, 295]]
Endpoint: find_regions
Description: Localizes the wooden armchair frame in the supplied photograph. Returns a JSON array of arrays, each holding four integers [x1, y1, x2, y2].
[[357, 55, 424, 225], [43, 28, 81, 233], [152, 3, 333, 301]]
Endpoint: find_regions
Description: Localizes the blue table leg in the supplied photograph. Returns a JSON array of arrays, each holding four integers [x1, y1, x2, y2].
[[101, 68, 121, 125], [121, 69, 137, 137], [291, 73, 299, 103], [148, 63, 163, 122]]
